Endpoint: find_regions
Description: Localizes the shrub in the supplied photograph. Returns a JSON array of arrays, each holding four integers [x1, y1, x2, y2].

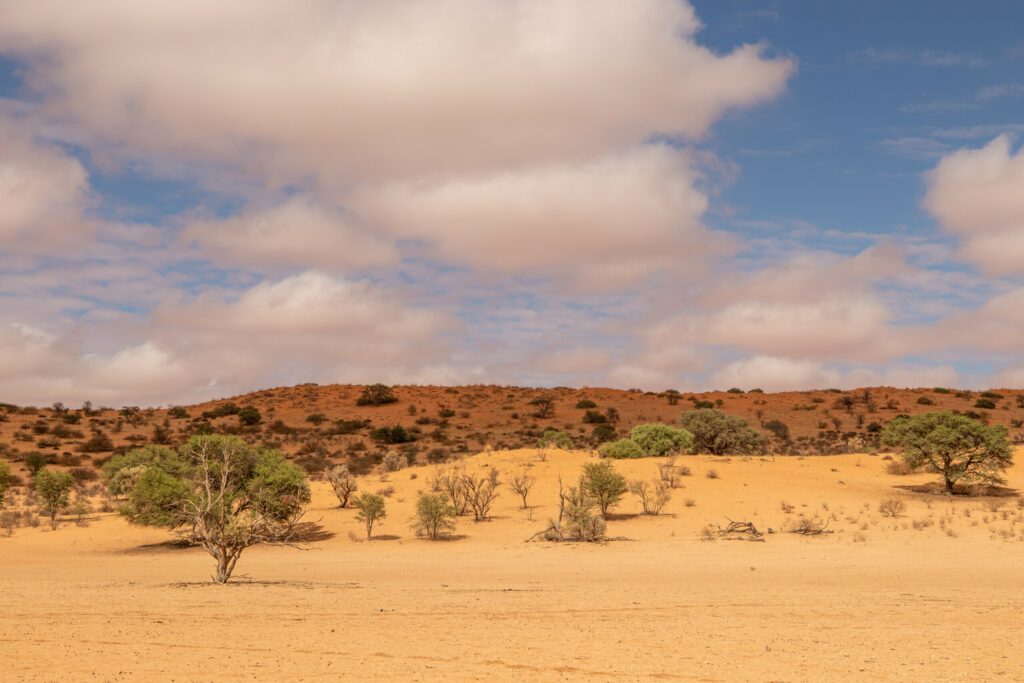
[[705, 469, 719, 480], [327, 465, 358, 507], [763, 419, 790, 441], [727, 387, 744, 394], [80, 432, 114, 453], [541, 478, 605, 542], [370, 425, 413, 444], [629, 480, 670, 515], [933, 387, 951, 394], [356, 384, 398, 406], [0, 461, 10, 503], [201, 402, 241, 419], [878, 498, 906, 518], [974, 398, 997, 410], [413, 492, 456, 540], [237, 406, 262, 426], [591, 423, 617, 444], [582, 409, 608, 424], [461, 469, 500, 521], [598, 438, 643, 459], [120, 435, 310, 583], [581, 460, 627, 518], [24, 452, 47, 475], [916, 396, 935, 406], [678, 409, 764, 455], [537, 429, 572, 449], [352, 493, 386, 540], [168, 406, 190, 419], [529, 396, 555, 418], [575, 399, 597, 409], [34, 468, 74, 530], [306, 413, 328, 426], [881, 412, 1012, 494], [629, 423, 693, 456], [980, 391, 1003, 400], [381, 450, 407, 472], [509, 469, 535, 508]]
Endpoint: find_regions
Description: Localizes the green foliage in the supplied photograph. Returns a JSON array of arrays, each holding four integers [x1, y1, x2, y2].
[[575, 399, 597, 409], [0, 460, 10, 502], [370, 425, 413, 444], [413, 492, 456, 540], [201, 402, 241, 419], [582, 409, 607, 424], [168, 406, 190, 419], [537, 429, 573, 449], [529, 396, 555, 418], [881, 412, 1012, 493], [916, 395, 935, 405], [763, 419, 790, 441], [306, 413, 328, 425], [693, 400, 714, 409], [117, 435, 311, 582], [980, 391, 1004, 399], [598, 438, 642, 459], [353, 493, 387, 540], [974, 398, 997, 410], [356, 383, 398, 406], [581, 460, 627, 518], [629, 423, 694, 456], [590, 423, 617, 444], [678, 409, 764, 455], [24, 452, 47, 475], [932, 387, 951, 394], [34, 468, 74, 529], [237, 406, 262, 426], [102, 445, 183, 496], [79, 431, 114, 453], [726, 387, 744, 394]]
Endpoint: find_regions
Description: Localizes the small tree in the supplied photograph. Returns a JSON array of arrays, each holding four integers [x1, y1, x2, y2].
[[679, 409, 764, 455], [461, 468, 500, 521], [881, 412, 1012, 494], [581, 460, 627, 518], [509, 469, 535, 508], [353, 493, 387, 540], [537, 429, 572, 449], [529, 396, 555, 418], [34, 468, 74, 529], [327, 464, 358, 507], [0, 460, 11, 505], [413, 492, 456, 540], [238, 406, 261, 426], [629, 423, 694, 456], [119, 435, 310, 583], [356, 384, 398, 406], [539, 475, 605, 542]]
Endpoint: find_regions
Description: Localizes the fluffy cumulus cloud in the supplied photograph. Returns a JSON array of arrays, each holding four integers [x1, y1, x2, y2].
[[0, 115, 94, 249], [924, 136, 1024, 274]]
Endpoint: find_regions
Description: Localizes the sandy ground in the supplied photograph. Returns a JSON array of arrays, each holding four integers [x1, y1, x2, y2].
[[2, 449, 1023, 681]]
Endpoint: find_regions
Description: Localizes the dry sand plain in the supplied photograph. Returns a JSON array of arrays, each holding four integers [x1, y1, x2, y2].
[[2, 449, 1023, 681]]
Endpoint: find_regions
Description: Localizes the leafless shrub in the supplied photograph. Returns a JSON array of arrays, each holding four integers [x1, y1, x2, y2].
[[461, 469, 500, 521], [683, 498, 696, 507], [629, 480, 671, 515], [508, 469, 535, 509], [713, 519, 764, 541], [437, 466, 470, 516], [705, 469, 719, 480], [785, 516, 831, 535], [983, 499, 1006, 513], [878, 498, 906, 518], [658, 458, 682, 488], [885, 459, 916, 476], [529, 475, 605, 542], [381, 450, 406, 473], [780, 500, 795, 514]]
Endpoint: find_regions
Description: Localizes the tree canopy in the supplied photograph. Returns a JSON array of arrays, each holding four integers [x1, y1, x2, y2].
[[678, 409, 764, 455]]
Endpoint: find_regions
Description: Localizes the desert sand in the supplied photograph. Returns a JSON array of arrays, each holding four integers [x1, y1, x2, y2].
[[2, 449, 1023, 681]]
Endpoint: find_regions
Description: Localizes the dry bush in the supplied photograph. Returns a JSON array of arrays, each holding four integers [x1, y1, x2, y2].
[[878, 498, 906, 518], [327, 464, 358, 508], [437, 466, 470, 516], [532, 476, 605, 543], [885, 459, 916, 476], [785, 516, 830, 535], [657, 458, 682, 488], [629, 480, 671, 515], [381, 450, 407, 473], [684, 498, 696, 507], [461, 468, 500, 521], [508, 469, 535, 509], [705, 469, 719, 480], [983, 499, 1005, 513], [780, 500, 795, 514]]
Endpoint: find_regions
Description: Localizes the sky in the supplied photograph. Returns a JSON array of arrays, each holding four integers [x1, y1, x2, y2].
[[0, 0, 1023, 406]]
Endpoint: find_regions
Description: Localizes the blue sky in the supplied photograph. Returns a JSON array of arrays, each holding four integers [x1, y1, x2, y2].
[[0, 1, 1022, 405]]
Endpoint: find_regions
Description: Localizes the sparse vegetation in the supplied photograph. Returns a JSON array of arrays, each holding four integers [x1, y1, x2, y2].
[[413, 492, 456, 540], [352, 493, 386, 540]]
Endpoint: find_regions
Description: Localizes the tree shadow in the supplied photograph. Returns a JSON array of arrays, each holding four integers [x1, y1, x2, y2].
[[367, 534, 401, 541], [603, 512, 642, 521], [894, 482, 1020, 498], [290, 521, 335, 543]]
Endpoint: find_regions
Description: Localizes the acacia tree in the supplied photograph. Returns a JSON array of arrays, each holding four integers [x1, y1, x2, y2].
[[352, 493, 386, 540], [679, 409, 764, 455], [881, 412, 1012, 494], [114, 435, 310, 583], [34, 468, 74, 529], [581, 460, 627, 518]]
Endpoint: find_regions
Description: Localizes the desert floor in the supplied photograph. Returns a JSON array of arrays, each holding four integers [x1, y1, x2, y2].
[[2, 450, 1023, 681]]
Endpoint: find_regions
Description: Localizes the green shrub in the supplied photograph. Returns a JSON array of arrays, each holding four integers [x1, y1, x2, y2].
[[537, 429, 572, 449], [356, 384, 398, 406], [413, 492, 456, 540], [974, 398, 997, 410], [581, 460, 627, 518], [238, 406, 262, 426], [629, 423, 693, 456], [917, 395, 935, 405], [678, 409, 764, 455], [168, 406, 190, 419], [370, 425, 413, 444], [590, 423, 617, 444], [34, 468, 74, 529], [352, 492, 387, 540], [598, 438, 643, 459]]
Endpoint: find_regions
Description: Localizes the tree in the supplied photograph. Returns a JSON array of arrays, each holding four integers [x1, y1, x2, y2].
[[119, 435, 310, 583], [413, 492, 456, 540], [327, 464, 358, 507], [352, 493, 386, 540], [581, 460, 627, 518], [356, 384, 398, 406], [102, 445, 183, 496], [678, 409, 764, 455], [881, 412, 1012, 494], [629, 423, 694, 456], [598, 438, 643, 459], [529, 396, 555, 418], [24, 452, 47, 475], [34, 468, 74, 529]]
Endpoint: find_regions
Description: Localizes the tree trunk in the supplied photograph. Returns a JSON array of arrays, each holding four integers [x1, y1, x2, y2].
[[944, 476, 955, 495], [212, 546, 240, 583]]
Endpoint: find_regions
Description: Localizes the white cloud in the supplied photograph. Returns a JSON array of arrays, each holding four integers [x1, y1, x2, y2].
[[924, 136, 1024, 274]]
